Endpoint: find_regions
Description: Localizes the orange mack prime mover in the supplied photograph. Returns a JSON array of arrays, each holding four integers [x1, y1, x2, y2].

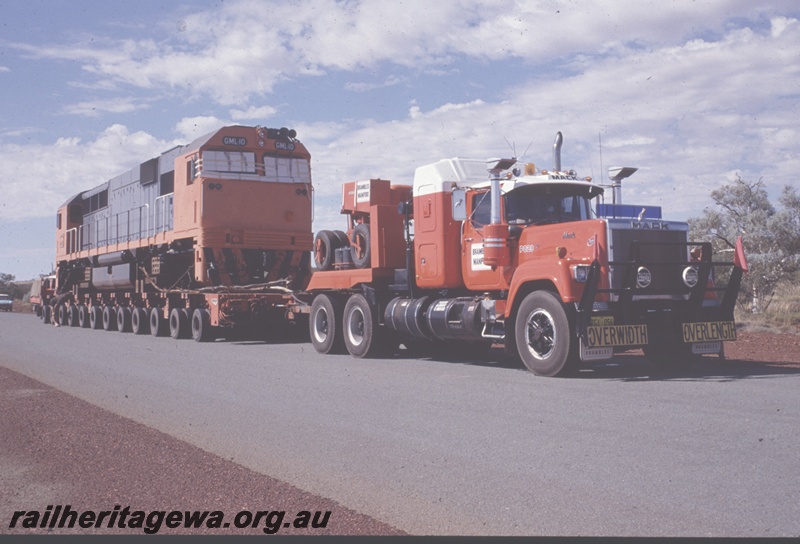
[[304, 132, 746, 375]]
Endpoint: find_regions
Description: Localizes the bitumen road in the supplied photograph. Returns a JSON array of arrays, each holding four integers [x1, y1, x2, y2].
[[1, 311, 799, 536]]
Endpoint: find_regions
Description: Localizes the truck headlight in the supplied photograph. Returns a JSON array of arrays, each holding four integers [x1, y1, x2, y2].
[[682, 266, 699, 288], [571, 264, 591, 282], [636, 266, 652, 288]]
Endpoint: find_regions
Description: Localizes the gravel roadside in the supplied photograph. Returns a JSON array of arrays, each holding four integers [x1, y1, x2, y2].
[[0, 366, 406, 536]]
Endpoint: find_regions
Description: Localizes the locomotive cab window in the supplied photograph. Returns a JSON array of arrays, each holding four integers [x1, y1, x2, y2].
[[263, 155, 310, 183], [186, 158, 197, 185], [202, 151, 256, 173], [68, 204, 82, 223]]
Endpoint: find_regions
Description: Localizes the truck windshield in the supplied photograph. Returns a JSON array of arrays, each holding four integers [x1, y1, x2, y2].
[[504, 184, 593, 225]]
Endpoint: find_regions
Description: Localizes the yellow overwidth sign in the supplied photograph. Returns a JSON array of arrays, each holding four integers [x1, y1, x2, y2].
[[587, 324, 648, 347], [682, 321, 737, 342]]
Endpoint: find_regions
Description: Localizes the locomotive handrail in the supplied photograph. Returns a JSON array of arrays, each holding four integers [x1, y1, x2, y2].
[[153, 193, 174, 235]]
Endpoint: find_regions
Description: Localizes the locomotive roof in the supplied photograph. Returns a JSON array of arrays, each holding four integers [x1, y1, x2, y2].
[[57, 128, 223, 208]]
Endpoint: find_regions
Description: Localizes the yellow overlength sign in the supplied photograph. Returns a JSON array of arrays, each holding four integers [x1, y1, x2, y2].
[[682, 321, 736, 343]]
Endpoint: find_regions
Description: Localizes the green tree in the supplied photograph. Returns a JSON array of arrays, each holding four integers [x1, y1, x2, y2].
[[0, 272, 14, 287], [689, 175, 800, 313]]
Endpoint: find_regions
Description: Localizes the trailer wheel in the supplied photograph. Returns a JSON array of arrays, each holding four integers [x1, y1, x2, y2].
[[309, 294, 345, 354], [131, 307, 150, 335], [314, 230, 339, 271], [76, 305, 87, 328], [102, 306, 117, 331], [149, 308, 168, 337], [350, 223, 371, 269], [66, 304, 78, 327], [56, 304, 67, 326], [515, 291, 574, 376], [90, 305, 103, 329], [342, 294, 386, 358], [116, 306, 132, 333], [191, 308, 214, 342], [170, 308, 191, 339], [43, 305, 51, 324]]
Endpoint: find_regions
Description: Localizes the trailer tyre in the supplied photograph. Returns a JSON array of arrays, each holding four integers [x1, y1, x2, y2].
[[102, 306, 117, 331], [67, 304, 79, 327], [170, 308, 191, 339], [191, 308, 214, 342], [314, 230, 339, 271], [515, 291, 574, 377], [131, 307, 150, 335], [78, 305, 90, 328], [343, 293, 385, 358], [57, 304, 68, 327], [116, 307, 132, 332], [309, 294, 345, 354], [350, 223, 371, 269], [149, 308, 168, 337], [90, 305, 103, 330]]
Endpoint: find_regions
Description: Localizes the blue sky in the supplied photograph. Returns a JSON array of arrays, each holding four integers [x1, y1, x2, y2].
[[1, 0, 798, 279]]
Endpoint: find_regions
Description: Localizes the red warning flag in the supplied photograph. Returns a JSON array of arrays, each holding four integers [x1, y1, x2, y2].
[[734, 236, 748, 272]]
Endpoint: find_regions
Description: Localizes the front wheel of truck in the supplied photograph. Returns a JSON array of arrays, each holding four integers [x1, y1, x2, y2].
[[515, 290, 574, 377]]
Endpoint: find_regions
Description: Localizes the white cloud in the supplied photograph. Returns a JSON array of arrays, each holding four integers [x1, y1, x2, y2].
[[0, 125, 170, 221], [0, 66, 10, 73], [298, 14, 800, 224], [173, 116, 227, 141], [229, 105, 278, 121], [13, 0, 787, 107], [62, 98, 150, 117]]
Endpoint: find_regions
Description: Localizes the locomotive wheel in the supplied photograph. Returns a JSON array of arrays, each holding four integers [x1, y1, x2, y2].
[[116, 306, 132, 333], [314, 230, 339, 271], [342, 294, 384, 358], [149, 308, 168, 337], [309, 294, 345, 354], [514, 291, 574, 377], [102, 306, 117, 331], [131, 307, 150, 335], [350, 223, 371, 269], [169, 308, 191, 339], [191, 308, 214, 342]]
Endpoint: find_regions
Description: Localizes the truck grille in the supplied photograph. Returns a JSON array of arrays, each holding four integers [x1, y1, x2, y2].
[[607, 222, 689, 295]]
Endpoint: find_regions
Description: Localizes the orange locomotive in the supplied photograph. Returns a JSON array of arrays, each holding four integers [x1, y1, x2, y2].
[[52, 125, 312, 340], [306, 133, 746, 375]]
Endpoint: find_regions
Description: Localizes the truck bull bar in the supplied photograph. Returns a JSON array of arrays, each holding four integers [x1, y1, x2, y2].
[[576, 238, 746, 349]]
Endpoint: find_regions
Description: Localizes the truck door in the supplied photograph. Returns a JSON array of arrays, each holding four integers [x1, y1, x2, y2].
[[461, 190, 511, 290]]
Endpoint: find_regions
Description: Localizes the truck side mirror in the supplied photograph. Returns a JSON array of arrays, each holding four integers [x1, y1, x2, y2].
[[451, 188, 466, 221]]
